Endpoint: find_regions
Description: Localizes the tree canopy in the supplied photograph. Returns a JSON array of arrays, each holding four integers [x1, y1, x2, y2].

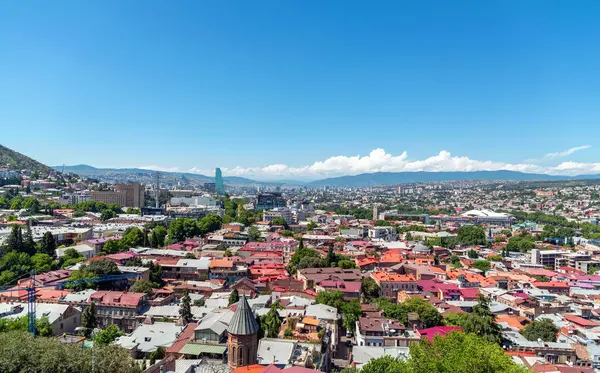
[[0, 331, 142, 373], [456, 226, 487, 245], [522, 319, 558, 342], [375, 297, 443, 329], [340, 332, 528, 373]]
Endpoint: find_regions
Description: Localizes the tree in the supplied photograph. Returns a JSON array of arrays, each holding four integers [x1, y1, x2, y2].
[[100, 209, 117, 221], [297, 256, 326, 269], [316, 290, 345, 310], [38, 232, 57, 258], [151, 225, 167, 247], [198, 214, 223, 235], [94, 324, 124, 345], [248, 226, 261, 241], [361, 277, 381, 302], [338, 259, 356, 269], [472, 260, 491, 274], [375, 220, 391, 227], [22, 227, 36, 256], [457, 226, 486, 245], [169, 218, 199, 242], [102, 239, 122, 254], [185, 252, 197, 259], [522, 319, 558, 342], [60, 248, 85, 268], [224, 249, 232, 257], [2, 225, 23, 253], [270, 217, 287, 226], [260, 304, 282, 338], [341, 299, 361, 331], [81, 303, 97, 337], [149, 346, 166, 365], [467, 249, 478, 259], [22, 197, 41, 213], [179, 292, 193, 324], [375, 297, 443, 329], [129, 280, 155, 295], [326, 246, 337, 267], [31, 253, 55, 272], [306, 221, 317, 231], [487, 255, 502, 262], [458, 296, 502, 345], [228, 289, 240, 306], [121, 227, 145, 249]]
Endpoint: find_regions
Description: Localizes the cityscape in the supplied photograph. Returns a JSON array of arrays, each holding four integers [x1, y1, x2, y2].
[[1, 1, 600, 373]]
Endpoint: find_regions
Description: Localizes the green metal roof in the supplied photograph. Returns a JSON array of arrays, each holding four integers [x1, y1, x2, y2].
[[180, 343, 227, 355]]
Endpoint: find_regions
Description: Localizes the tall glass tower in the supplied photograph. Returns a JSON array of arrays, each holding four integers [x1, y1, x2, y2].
[[215, 167, 224, 194]]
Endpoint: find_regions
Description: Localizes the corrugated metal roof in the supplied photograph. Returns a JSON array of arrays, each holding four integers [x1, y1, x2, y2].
[[227, 295, 259, 335], [179, 343, 227, 355]]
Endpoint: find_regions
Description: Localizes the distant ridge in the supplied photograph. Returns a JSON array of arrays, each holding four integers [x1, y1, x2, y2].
[[55, 165, 600, 187], [307, 170, 600, 187], [0, 144, 52, 175], [55, 164, 260, 184]]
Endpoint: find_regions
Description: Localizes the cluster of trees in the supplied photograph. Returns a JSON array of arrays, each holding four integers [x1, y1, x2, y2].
[[315, 290, 361, 331], [0, 190, 41, 213], [100, 226, 167, 254], [317, 206, 373, 220], [0, 226, 58, 285], [505, 233, 537, 253], [340, 332, 529, 373], [286, 243, 356, 274], [168, 215, 222, 243], [222, 198, 261, 226], [66, 258, 120, 290], [0, 316, 53, 337], [375, 297, 443, 329], [456, 225, 487, 246], [510, 210, 576, 228], [0, 331, 142, 373], [471, 260, 491, 274]]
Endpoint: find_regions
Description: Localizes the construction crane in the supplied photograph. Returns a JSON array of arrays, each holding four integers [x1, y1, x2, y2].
[[0, 272, 138, 336]]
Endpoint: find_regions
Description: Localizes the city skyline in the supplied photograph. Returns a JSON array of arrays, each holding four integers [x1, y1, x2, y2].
[[1, 1, 599, 179]]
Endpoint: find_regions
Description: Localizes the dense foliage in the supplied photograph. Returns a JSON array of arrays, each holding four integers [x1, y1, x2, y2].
[[340, 332, 528, 373], [0, 331, 142, 373], [522, 319, 559, 342], [375, 297, 443, 329]]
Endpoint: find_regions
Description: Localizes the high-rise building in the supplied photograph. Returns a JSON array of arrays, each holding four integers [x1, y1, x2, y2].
[[215, 168, 224, 194], [91, 183, 145, 208]]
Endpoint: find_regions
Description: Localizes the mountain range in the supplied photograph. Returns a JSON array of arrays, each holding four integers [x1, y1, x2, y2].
[[2, 143, 600, 187], [306, 170, 600, 187]]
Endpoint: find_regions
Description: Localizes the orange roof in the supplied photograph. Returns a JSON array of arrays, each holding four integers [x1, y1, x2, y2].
[[301, 317, 320, 326], [210, 259, 234, 269], [356, 257, 379, 267], [496, 316, 527, 330], [371, 271, 416, 283], [230, 365, 266, 373]]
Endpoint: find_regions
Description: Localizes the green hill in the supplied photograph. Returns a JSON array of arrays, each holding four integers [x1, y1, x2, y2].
[[0, 144, 53, 175]]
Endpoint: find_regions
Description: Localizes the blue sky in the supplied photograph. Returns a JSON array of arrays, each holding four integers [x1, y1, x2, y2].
[[1, 0, 599, 180]]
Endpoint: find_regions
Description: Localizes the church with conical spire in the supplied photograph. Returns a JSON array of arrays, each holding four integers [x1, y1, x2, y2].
[[227, 295, 259, 369]]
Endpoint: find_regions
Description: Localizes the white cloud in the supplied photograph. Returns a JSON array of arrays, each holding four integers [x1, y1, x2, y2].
[[138, 148, 600, 180], [545, 145, 591, 159]]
